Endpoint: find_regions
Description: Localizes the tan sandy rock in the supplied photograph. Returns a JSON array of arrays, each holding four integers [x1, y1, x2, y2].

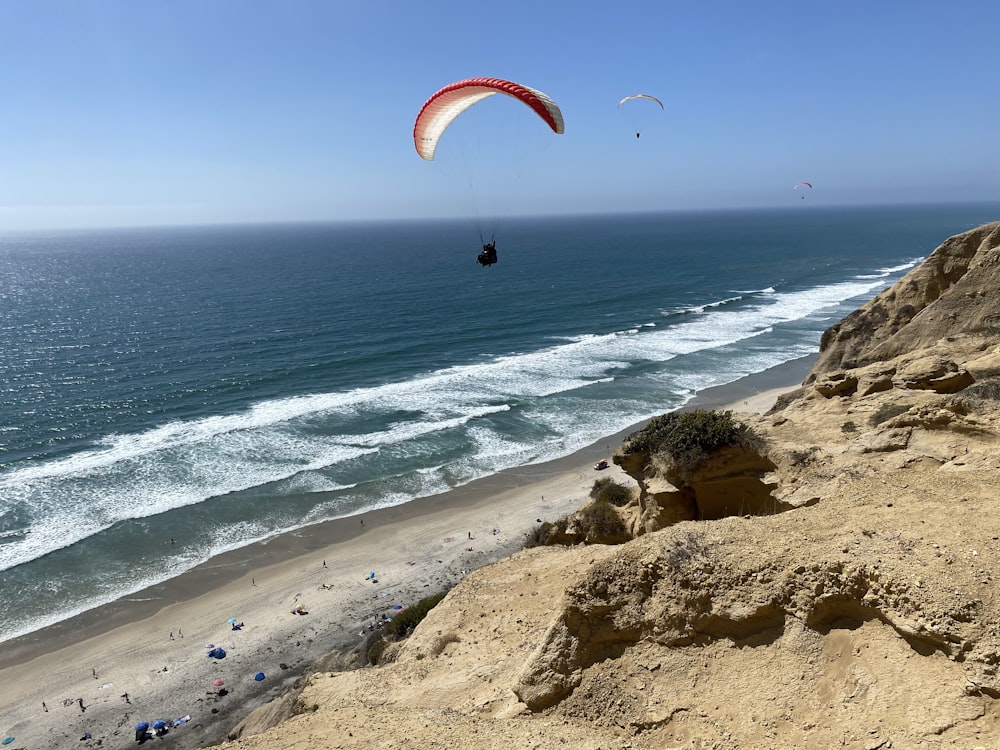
[[809, 221, 1000, 376], [216, 221, 1000, 750]]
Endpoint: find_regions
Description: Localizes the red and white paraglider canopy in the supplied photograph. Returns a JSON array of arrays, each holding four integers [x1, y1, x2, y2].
[[413, 77, 564, 161]]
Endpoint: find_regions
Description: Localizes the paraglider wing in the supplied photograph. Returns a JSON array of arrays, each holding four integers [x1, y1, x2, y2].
[[794, 181, 813, 189], [617, 94, 664, 109], [618, 94, 664, 138], [414, 77, 564, 161]]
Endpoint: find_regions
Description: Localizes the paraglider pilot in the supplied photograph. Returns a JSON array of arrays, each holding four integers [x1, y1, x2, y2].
[[477, 241, 497, 267]]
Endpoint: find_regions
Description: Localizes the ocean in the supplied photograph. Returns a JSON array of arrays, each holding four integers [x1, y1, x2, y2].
[[0, 203, 994, 645]]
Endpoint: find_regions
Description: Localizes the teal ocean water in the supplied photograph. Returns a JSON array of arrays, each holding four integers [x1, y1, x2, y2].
[[0, 203, 994, 643]]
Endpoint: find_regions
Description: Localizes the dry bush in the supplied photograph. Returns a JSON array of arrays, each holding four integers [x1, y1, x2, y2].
[[590, 477, 632, 506]]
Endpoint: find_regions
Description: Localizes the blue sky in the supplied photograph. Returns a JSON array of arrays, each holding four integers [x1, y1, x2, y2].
[[1, 0, 997, 230]]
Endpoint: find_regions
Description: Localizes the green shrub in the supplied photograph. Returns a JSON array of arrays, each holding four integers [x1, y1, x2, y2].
[[524, 522, 549, 549], [524, 518, 568, 548], [590, 477, 632, 506], [577, 499, 626, 541], [622, 409, 765, 473], [383, 592, 446, 640], [366, 638, 388, 665], [366, 591, 448, 665]]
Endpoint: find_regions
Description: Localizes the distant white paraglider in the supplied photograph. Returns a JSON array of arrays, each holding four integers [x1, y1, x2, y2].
[[617, 94, 664, 138]]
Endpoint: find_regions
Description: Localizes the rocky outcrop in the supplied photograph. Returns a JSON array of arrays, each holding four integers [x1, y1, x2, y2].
[[614, 426, 788, 529], [808, 221, 1000, 380], [894, 355, 975, 393], [513, 517, 1000, 712]]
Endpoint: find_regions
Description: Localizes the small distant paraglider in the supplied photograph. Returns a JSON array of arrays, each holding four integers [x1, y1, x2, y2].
[[794, 181, 813, 199], [617, 94, 664, 138]]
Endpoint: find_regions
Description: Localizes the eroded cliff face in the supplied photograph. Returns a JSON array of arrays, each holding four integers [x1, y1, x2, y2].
[[219, 222, 1000, 750], [615, 435, 789, 533], [808, 221, 1000, 378]]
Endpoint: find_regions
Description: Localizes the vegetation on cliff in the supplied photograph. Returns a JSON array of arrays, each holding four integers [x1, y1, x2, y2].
[[365, 591, 448, 665], [589, 477, 632, 506], [524, 478, 634, 548], [622, 408, 765, 471]]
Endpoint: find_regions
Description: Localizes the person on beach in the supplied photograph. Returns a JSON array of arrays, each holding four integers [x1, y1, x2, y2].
[[122, 692, 131, 704], [78, 697, 86, 712]]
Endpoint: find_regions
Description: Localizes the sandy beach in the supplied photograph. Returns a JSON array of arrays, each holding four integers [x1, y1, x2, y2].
[[0, 361, 807, 750]]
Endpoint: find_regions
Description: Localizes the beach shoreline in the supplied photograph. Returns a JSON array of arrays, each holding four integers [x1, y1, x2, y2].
[[0, 356, 811, 749]]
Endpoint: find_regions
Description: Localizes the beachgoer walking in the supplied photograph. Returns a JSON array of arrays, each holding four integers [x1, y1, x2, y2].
[[42, 701, 47, 712], [78, 698, 86, 712], [323, 560, 327, 568], [252, 578, 256, 587], [92, 668, 97, 679], [170, 631, 174, 640], [178, 628, 183, 638], [122, 692, 131, 704]]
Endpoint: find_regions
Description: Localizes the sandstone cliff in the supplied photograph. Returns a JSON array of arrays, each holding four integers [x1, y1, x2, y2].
[[807, 221, 1000, 377], [218, 222, 1000, 750]]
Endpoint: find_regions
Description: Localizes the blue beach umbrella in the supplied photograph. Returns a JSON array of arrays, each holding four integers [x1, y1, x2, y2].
[[134, 722, 149, 732], [227, 617, 238, 624], [152, 720, 167, 730], [3, 737, 15, 746], [254, 671, 265, 681]]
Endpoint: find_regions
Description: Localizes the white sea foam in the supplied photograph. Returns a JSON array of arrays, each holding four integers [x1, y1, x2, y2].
[[0, 265, 908, 577]]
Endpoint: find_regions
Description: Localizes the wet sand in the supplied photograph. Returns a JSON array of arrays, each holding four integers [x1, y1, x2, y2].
[[0, 356, 810, 750]]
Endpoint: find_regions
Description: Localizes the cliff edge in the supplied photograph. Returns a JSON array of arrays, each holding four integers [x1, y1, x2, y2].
[[218, 222, 1000, 750]]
